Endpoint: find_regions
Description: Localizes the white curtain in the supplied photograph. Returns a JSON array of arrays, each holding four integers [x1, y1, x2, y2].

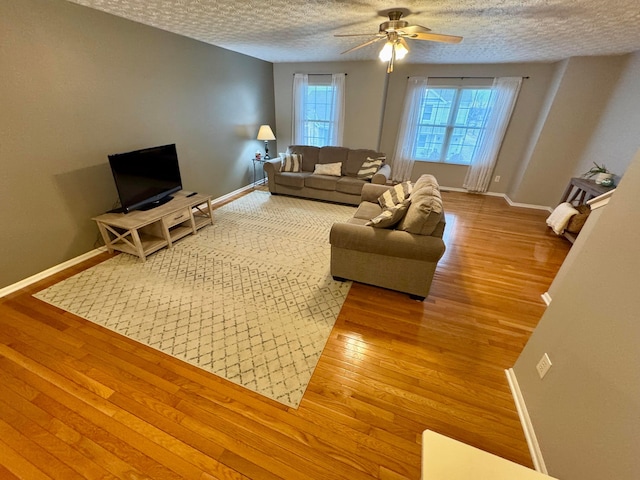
[[292, 73, 308, 144], [391, 77, 429, 182], [463, 76, 522, 193], [329, 73, 345, 146]]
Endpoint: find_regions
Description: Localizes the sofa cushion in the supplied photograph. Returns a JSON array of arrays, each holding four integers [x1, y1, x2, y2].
[[313, 162, 342, 176], [279, 153, 302, 172], [345, 149, 384, 177], [357, 157, 385, 180], [413, 174, 439, 190], [336, 176, 367, 195], [274, 171, 310, 188], [288, 145, 319, 172], [379, 181, 413, 209], [397, 175, 443, 236], [366, 200, 410, 228], [305, 174, 340, 191], [318, 147, 349, 171], [353, 201, 382, 221]]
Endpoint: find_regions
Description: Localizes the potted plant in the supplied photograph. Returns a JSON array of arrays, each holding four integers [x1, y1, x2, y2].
[[583, 162, 613, 185]]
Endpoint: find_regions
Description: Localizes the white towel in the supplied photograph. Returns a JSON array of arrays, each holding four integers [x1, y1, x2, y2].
[[546, 202, 579, 235]]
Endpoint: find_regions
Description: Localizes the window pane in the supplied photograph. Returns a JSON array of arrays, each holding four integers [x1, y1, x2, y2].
[[422, 89, 455, 126], [454, 89, 491, 127], [446, 127, 483, 164], [414, 126, 446, 160]]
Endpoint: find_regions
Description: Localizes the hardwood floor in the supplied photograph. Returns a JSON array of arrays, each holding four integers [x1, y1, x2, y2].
[[0, 191, 570, 479]]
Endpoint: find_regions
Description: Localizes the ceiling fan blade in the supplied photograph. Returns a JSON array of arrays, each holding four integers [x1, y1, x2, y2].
[[399, 24, 431, 34], [341, 36, 385, 55], [408, 32, 463, 44], [334, 33, 383, 37]]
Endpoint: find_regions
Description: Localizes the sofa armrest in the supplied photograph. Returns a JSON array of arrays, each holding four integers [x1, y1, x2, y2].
[[263, 159, 281, 191], [361, 183, 392, 203], [329, 222, 445, 262], [371, 163, 391, 185], [263, 158, 281, 175]]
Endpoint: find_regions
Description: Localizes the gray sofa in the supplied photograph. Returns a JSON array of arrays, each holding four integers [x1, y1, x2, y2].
[[329, 175, 446, 300], [263, 145, 391, 205]]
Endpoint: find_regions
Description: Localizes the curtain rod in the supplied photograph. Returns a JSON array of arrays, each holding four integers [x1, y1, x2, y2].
[[293, 73, 347, 76], [408, 76, 530, 79]]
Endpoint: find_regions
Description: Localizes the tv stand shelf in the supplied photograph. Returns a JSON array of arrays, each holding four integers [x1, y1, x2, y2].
[[93, 191, 213, 261]]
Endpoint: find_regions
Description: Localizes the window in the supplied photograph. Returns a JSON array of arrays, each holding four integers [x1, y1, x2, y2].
[[414, 87, 492, 165], [293, 74, 345, 146], [303, 83, 335, 146], [393, 76, 522, 188]]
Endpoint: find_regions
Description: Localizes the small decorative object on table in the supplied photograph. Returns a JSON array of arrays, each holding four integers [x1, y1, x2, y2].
[[600, 177, 614, 187], [255, 151, 262, 160], [582, 162, 614, 185]]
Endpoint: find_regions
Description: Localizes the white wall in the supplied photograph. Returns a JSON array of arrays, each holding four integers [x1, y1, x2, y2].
[[513, 150, 640, 479]]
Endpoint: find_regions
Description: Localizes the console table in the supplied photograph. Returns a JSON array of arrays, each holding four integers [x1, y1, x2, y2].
[[93, 191, 213, 261], [560, 177, 614, 206]]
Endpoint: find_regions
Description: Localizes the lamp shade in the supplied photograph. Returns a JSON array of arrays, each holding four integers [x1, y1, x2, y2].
[[257, 125, 276, 141]]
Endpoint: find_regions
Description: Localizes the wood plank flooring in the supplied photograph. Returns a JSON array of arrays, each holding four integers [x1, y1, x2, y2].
[[0, 191, 570, 479]]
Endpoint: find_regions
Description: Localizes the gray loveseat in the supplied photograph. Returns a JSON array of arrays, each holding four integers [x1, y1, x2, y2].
[[329, 175, 446, 300], [263, 145, 391, 205]]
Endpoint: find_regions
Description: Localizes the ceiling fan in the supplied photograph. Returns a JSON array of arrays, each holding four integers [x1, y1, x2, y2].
[[335, 10, 463, 73]]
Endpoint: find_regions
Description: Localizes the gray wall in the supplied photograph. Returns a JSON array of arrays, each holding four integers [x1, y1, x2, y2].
[[0, 0, 275, 288], [571, 51, 640, 184], [512, 149, 640, 480], [510, 56, 629, 206], [273, 61, 389, 153], [274, 55, 640, 208], [380, 62, 557, 194]]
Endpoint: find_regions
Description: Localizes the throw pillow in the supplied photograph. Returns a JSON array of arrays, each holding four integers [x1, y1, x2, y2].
[[280, 153, 302, 172], [366, 200, 410, 229], [378, 181, 413, 209], [313, 162, 342, 176], [357, 157, 385, 180], [397, 186, 444, 236]]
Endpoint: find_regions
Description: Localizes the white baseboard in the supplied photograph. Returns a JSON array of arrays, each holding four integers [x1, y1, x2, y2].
[[0, 247, 107, 298], [505, 368, 549, 474], [541, 292, 552, 306], [212, 183, 258, 205], [440, 187, 553, 211]]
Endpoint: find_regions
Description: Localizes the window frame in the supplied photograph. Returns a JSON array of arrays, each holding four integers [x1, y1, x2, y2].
[[413, 79, 494, 166], [302, 76, 335, 147]]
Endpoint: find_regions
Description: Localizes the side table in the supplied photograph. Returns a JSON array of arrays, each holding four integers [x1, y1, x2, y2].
[[560, 177, 614, 206], [252, 157, 267, 186]]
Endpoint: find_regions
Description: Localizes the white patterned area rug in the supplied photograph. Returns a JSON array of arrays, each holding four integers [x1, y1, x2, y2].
[[34, 191, 355, 408]]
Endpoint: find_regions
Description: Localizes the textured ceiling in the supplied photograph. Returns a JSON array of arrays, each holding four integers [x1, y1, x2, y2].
[[66, 0, 640, 64]]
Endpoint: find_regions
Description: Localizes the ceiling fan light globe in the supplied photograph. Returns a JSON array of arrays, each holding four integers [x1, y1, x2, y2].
[[379, 42, 393, 62], [395, 42, 409, 60]]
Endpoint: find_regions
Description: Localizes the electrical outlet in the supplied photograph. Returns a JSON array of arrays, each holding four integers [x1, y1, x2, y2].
[[494, 175, 501, 182], [536, 353, 552, 379]]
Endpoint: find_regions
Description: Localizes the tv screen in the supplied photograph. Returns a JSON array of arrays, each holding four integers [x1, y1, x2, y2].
[[108, 144, 183, 213]]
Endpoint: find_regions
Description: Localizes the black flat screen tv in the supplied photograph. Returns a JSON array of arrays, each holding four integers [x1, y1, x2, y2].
[[108, 144, 183, 213]]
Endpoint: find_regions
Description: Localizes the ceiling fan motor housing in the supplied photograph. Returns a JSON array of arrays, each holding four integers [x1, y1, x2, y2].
[[379, 19, 409, 33]]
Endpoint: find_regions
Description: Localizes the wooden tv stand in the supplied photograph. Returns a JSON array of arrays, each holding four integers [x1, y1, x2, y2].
[[93, 191, 213, 261]]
